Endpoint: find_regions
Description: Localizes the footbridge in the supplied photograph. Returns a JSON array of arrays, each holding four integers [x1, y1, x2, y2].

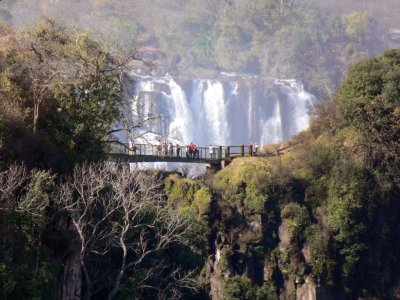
[[107, 143, 260, 169]]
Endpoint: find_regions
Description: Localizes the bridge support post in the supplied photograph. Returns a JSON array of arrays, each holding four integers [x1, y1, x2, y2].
[[240, 144, 244, 156], [249, 144, 253, 156], [226, 146, 230, 159], [221, 160, 227, 169], [220, 160, 231, 169]]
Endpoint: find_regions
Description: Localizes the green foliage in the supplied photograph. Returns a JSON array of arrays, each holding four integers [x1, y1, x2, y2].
[[299, 52, 400, 295], [190, 30, 217, 67], [214, 21, 252, 71], [45, 74, 120, 162], [180, 205, 209, 252], [243, 182, 267, 214], [212, 158, 287, 215], [0, 18, 129, 170], [194, 187, 212, 215], [339, 57, 383, 110], [21, 170, 54, 212], [164, 174, 212, 253], [342, 12, 369, 41], [338, 49, 400, 173], [325, 162, 369, 283], [224, 275, 255, 300], [305, 225, 336, 286], [213, 158, 270, 192], [0, 212, 59, 300], [219, 248, 233, 272], [33, 17, 69, 44], [224, 275, 277, 300], [255, 282, 278, 300], [287, 135, 337, 182], [165, 174, 200, 208], [281, 202, 310, 243]]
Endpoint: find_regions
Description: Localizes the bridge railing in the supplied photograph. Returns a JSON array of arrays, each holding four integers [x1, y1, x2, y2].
[[226, 145, 257, 157], [108, 143, 230, 160], [108, 142, 264, 160]]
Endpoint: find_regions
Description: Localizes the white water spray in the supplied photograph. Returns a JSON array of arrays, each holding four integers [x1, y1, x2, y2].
[[133, 75, 316, 147]]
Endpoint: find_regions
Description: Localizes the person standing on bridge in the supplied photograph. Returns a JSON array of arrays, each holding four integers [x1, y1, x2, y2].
[[194, 144, 199, 158], [128, 139, 136, 155], [176, 143, 181, 157], [209, 144, 214, 159], [168, 142, 173, 157], [187, 142, 194, 158], [162, 142, 167, 157], [157, 140, 162, 156], [254, 142, 259, 155]]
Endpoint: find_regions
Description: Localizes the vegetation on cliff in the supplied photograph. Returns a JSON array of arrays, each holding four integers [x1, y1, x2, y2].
[[0, 18, 132, 171], [0, 20, 200, 299], [0, 17, 399, 299], [163, 49, 399, 299]]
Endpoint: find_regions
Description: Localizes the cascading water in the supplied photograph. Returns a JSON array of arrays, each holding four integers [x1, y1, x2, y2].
[[202, 80, 230, 144], [260, 96, 283, 145], [132, 75, 316, 147], [165, 79, 195, 143]]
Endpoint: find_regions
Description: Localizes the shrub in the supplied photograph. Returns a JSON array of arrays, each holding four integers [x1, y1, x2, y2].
[[194, 187, 212, 215], [281, 202, 310, 243]]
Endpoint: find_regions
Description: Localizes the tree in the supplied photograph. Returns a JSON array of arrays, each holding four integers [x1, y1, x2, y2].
[[0, 18, 158, 170], [0, 163, 54, 214], [0, 164, 58, 299], [54, 163, 197, 300], [338, 49, 400, 174], [342, 12, 369, 42]]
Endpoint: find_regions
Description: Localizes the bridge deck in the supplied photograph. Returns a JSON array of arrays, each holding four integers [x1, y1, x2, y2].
[[108, 153, 223, 164]]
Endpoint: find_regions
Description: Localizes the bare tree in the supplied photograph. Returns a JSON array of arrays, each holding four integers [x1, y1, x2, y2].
[[0, 164, 28, 209], [54, 162, 198, 300]]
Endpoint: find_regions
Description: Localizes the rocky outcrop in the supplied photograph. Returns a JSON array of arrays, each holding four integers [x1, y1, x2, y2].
[[296, 277, 317, 300]]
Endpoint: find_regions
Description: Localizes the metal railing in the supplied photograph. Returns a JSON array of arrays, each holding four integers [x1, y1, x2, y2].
[[108, 143, 260, 161], [109, 143, 230, 160], [107, 141, 298, 165]]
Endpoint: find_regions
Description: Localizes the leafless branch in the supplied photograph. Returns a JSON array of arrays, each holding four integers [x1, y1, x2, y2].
[[52, 162, 196, 300]]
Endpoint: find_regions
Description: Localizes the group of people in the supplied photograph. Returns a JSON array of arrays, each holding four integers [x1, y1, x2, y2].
[[154, 141, 213, 159], [156, 141, 178, 157], [186, 142, 199, 158]]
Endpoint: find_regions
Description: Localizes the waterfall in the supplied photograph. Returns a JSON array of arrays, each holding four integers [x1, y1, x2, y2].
[[203, 80, 229, 145], [132, 75, 316, 147], [260, 96, 283, 145], [164, 78, 195, 143]]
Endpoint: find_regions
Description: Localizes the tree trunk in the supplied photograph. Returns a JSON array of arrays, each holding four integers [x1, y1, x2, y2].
[[61, 250, 82, 300], [55, 218, 82, 300], [33, 100, 39, 135]]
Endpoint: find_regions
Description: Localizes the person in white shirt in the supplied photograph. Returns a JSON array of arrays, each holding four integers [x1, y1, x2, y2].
[[209, 144, 214, 159], [254, 142, 259, 155]]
